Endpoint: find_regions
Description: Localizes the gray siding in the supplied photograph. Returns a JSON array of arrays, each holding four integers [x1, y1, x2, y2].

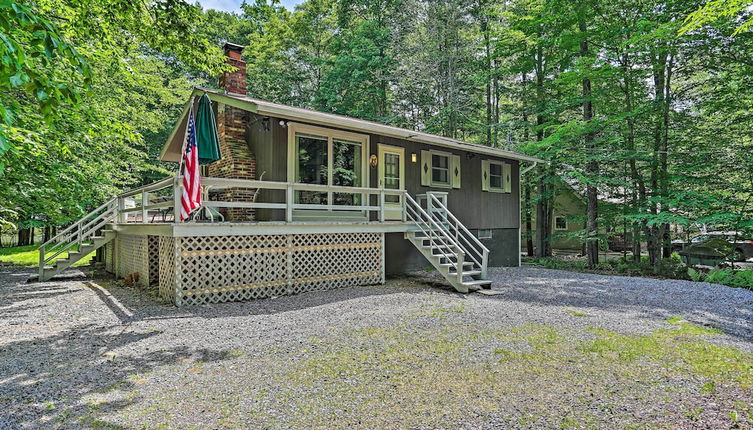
[[385, 228, 519, 275], [366, 135, 519, 230], [244, 113, 521, 266]]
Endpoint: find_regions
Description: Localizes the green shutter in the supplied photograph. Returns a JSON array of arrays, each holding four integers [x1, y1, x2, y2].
[[503, 162, 512, 193], [421, 150, 431, 186], [481, 160, 490, 191], [451, 154, 461, 188]]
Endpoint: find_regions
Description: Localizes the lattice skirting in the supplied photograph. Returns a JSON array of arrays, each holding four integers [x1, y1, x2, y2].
[[157, 233, 384, 306], [116, 234, 149, 288], [147, 235, 160, 286]]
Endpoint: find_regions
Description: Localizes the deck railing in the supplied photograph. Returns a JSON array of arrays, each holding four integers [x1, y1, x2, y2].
[[112, 175, 407, 224]]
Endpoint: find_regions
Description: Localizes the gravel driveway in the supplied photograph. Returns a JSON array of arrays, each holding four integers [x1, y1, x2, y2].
[[1, 264, 752, 429]]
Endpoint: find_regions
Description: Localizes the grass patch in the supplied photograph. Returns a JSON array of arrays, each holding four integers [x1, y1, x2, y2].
[[566, 307, 590, 317], [268, 319, 751, 429], [0, 244, 94, 267]]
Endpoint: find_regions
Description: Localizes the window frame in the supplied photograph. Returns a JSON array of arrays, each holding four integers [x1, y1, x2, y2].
[[488, 161, 505, 192], [482, 159, 512, 193], [429, 150, 453, 188], [554, 216, 568, 231], [287, 122, 370, 206]]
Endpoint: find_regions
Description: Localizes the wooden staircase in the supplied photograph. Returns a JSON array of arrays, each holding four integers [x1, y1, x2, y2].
[[404, 193, 491, 293], [38, 198, 118, 282]]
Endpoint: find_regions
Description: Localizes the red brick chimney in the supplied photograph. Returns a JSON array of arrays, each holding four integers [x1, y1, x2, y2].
[[220, 42, 247, 95]]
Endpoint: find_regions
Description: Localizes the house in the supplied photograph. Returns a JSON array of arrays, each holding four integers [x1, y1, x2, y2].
[[38, 43, 542, 306], [521, 177, 586, 252]]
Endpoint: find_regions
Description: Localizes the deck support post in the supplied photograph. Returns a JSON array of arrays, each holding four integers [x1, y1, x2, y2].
[[379, 190, 385, 222], [286, 184, 294, 222], [173, 176, 182, 224], [141, 192, 149, 224]]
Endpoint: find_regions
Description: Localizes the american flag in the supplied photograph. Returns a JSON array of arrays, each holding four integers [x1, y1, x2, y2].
[[180, 108, 201, 221]]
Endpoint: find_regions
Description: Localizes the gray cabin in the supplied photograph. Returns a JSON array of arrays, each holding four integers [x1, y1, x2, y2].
[[38, 43, 543, 306]]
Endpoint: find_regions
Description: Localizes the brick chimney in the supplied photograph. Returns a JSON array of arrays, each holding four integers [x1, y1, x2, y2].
[[220, 42, 247, 95]]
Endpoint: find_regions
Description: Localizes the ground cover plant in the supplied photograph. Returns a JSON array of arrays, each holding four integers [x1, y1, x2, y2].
[[525, 256, 753, 289]]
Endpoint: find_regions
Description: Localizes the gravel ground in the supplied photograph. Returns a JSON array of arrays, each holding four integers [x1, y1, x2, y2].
[[1, 263, 752, 429]]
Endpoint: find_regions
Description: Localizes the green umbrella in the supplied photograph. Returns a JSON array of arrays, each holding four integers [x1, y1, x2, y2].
[[195, 93, 222, 164]]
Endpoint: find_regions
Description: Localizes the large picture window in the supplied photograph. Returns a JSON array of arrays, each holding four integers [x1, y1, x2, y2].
[[288, 123, 369, 208], [296, 133, 329, 204]]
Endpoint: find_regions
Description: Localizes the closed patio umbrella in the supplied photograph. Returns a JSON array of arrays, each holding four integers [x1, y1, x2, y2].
[[196, 93, 222, 164]]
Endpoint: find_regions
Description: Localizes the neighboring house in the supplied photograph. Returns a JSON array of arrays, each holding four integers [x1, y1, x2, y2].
[[38, 43, 542, 306], [521, 177, 586, 252]]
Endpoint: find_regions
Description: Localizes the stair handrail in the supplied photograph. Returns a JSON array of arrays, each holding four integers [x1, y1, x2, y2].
[[404, 194, 466, 275], [38, 197, 118, 277], [427, 193, 489, 278]]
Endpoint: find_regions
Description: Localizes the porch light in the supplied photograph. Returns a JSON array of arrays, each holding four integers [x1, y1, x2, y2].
[[411, 153, 417, 163]]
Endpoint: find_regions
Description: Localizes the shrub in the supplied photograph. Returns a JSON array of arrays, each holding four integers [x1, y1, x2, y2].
[[728, 270, 753, 289], [706, 269, 735, 286], [687, 267, 704, 282]]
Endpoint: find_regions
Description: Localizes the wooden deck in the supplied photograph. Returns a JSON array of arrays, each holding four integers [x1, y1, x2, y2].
[[112, 220, 415, 237]]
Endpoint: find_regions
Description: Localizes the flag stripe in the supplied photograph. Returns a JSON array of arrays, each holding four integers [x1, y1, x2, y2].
[[180, 109, 201, 221]]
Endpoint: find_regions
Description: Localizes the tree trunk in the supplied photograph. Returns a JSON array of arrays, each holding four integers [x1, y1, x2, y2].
[[17, 228, 31, 246], [533, 47, 552, 258], [524, 182, 534, 256], [660, 54, 674, 259], [648, 52, 668, 272], [580, 17, 599, 268]]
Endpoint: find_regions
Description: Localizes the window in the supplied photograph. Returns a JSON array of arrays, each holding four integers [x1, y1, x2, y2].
[[382, 151, 401, 203], [296, 133, 328, 204], [489, 162, 503, 190], [481, 160, 511, 193], [289, 123, 369, 207], [332, 139, 362, 205], [431, 153, 450, 186], [477, 229, 492, 239], [555, 216, 567, 230], [420, 150, 461, 188]]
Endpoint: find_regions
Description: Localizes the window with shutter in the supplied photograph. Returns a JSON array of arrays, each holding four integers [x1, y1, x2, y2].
[[483, 160, 512, 193], [421, 150, 456, 188]]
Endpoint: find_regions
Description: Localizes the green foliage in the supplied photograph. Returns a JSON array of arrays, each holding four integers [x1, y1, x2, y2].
[[0, 1, 91, 158], [525, 255, 691, 280], [687, 267, 703, 282], [0, 0, 222, 233], [703, 268, 753, 289]]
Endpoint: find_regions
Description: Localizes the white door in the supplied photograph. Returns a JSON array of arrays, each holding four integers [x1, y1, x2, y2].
[[378, 144, 405, 220]]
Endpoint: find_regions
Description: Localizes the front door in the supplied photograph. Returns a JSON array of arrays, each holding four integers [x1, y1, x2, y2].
[[378, 144, 405, 220]]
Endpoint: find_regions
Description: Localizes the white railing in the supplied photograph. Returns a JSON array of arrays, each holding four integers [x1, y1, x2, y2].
[[37, 177, 175, 277], [426, 193, 489, 278], [37, 198, 118, 277], [404, 194, 466, 284], [110, 176, 408, 224], [174, 176, 407, 223]]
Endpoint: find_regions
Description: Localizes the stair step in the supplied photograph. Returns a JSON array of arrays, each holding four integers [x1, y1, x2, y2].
[[439, 262, 473, 268], [462, 279, 492, 287], [451, 270, 482, 277]]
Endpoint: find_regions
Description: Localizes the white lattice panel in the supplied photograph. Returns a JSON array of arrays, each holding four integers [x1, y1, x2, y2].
[[158, 236, 177, 302], [161, 233, 383, 306], [290, 233, 382, 295], [148, 235, 160, 286], [116, 234, 148, 287]]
